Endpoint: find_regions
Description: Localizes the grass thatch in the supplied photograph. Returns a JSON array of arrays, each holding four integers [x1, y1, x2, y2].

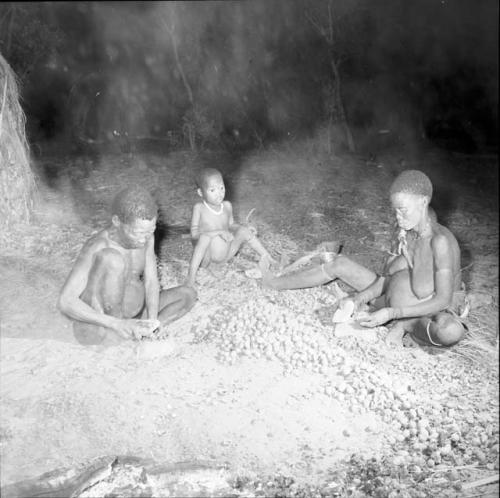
[[453, 303, 499, 369], [0, 51, 36, 230]]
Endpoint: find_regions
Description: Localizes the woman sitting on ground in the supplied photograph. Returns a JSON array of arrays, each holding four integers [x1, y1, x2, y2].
[[261, 170, 468, 347]]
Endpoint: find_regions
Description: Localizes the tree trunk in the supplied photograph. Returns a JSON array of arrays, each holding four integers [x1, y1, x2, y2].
[[163, 19, 193, 107], [330, 57, 355, 153]]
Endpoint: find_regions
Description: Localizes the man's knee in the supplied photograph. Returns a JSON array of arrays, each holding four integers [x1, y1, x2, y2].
[[433, 313, 466, 346], [95, 248, 126, 273]]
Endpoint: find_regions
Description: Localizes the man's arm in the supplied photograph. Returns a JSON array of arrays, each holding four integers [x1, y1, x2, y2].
[[57, 239, 122, 331], [143, 236, 159, 320]]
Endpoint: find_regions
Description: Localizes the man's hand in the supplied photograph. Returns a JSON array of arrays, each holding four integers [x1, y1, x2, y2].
[[112, 318, 161, 340], [356, 308, 397, 328]]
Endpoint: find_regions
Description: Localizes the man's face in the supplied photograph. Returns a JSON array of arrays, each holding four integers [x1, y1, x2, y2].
[[118, 217, 156, 248], [390, 192, 427, 231], [199, 175, 225, 206]]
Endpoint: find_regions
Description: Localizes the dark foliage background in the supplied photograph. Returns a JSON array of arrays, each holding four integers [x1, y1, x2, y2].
[[0, 0, 497, 153]]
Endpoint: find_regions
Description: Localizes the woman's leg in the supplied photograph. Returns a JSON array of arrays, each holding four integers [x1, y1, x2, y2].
[[261, 254, 378, 292], [411, 312, 466, 347]]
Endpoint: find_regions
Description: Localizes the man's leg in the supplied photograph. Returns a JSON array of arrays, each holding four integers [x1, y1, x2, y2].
[[158, 285, 197, 325], [261, 254, 378, 291], [74, 249, 128, 345]]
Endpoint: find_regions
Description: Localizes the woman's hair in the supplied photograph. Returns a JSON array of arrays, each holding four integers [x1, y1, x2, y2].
[[389, 170, 433, 199], [111, 186, 157, 223]]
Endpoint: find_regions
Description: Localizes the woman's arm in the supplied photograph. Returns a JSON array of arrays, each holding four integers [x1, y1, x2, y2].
[[354, 276, 386, 306]]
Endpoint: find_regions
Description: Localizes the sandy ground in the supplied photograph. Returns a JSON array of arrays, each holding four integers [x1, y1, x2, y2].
[[0, 141, 498, 495], [0, 259, 390, 485]]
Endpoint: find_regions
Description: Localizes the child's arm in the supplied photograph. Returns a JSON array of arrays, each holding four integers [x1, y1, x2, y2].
[[190, 203, 202, 240], [226, 201, 240, 231]]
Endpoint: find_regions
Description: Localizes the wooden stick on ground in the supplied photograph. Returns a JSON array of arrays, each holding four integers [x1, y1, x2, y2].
[[0, 78, 8, 138], [462, 474, 499, 490]]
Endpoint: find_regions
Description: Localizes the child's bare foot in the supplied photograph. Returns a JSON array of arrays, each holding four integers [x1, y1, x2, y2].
[[207, 262, 228, 279]]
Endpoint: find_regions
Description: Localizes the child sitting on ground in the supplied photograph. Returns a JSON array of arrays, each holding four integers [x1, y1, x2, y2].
[[186, 168, 276, 287]]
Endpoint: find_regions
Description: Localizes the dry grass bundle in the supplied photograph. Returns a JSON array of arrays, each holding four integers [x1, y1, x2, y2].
[[0, 52, 36, 229], [453, 303, 499, 369]]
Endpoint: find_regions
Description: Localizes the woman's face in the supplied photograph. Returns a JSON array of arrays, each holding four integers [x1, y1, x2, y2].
[[390, 192, 428, 231]]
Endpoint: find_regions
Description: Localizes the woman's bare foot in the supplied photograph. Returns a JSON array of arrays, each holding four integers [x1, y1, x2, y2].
[[385, 322, 406, 347], [259, 256, 276, 288]]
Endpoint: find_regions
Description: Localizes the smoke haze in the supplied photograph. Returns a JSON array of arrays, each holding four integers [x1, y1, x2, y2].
[[0, 0, 497, 151]]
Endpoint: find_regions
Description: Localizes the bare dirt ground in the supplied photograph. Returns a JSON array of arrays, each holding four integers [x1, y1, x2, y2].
[[0, 137, 498, 497]]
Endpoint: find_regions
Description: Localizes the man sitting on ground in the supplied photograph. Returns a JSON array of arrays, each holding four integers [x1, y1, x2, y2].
[[261, 170, 468, 348], [58, 186, 197, 346]]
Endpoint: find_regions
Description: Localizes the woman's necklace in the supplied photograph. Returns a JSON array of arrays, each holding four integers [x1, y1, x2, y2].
[[203, 200, 223, 215]]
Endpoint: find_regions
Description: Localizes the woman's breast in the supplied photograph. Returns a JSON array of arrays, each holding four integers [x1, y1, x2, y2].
[[385, 255, 409, 275], [385, 269, 434, 308]]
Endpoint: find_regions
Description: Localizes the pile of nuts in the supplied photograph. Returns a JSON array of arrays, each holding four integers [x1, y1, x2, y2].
[[203, 297, 342, 376]]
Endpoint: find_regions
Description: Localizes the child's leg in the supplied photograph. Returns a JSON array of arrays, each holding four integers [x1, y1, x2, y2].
[[225, 226, 273, 262], [187, 234, 212, 286], [187, 234, 230, 285]]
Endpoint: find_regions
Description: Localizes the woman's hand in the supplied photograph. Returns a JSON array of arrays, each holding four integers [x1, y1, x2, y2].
[[356, 308, 397, 328]]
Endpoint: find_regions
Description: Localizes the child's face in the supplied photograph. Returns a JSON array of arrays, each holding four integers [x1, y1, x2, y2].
[[200, 174, 225, 206]]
